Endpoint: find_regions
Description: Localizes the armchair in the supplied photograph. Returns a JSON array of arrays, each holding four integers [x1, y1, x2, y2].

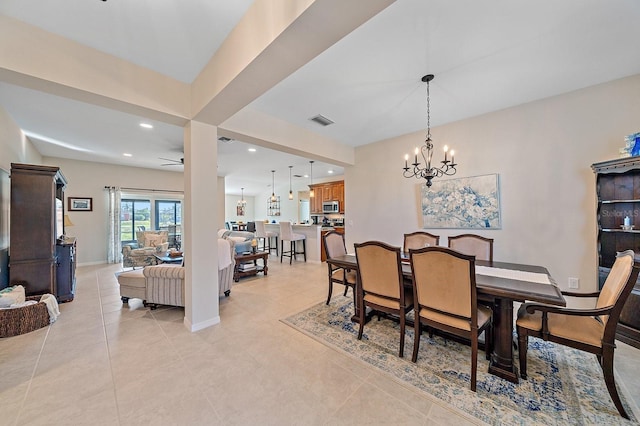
[[122, 230, 169, 268], [516, 250, 640, 419]]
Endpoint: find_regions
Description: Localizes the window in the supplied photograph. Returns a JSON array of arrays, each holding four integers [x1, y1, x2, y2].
[[155, 200, 182, 228], [120, 199, 151, 243]]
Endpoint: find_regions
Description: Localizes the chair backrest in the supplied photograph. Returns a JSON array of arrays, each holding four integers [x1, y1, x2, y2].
[[323, 231, 347, 260], [448, 234, 493, 262], [246, 221, 256, 233], [596, 250, 639, 330], [225, 222, 231, 230], [279, 221, 293, 241], [410, 246, 477, 330], [136, 230, 168, 247], [255, 221, 267, 238], [403, 232, 440, 254], [354, 241, 404, 301]]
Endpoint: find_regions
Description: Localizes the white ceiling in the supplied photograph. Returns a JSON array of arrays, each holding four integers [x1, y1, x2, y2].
[[1, 0, 639, 196]]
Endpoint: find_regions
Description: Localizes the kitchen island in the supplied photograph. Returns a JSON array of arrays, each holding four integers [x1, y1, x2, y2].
[[264, 223, 323, 263]]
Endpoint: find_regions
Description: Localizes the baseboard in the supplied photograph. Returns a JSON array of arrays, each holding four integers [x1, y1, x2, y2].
[[184, 315, 220, 332]]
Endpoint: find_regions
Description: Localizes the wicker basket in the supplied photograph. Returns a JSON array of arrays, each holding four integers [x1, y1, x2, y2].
[[0, 296, 50, 338]]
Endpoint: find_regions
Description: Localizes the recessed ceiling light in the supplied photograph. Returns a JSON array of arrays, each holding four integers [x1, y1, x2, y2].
[[139, 123, 153, 129], [248, 148, 256, 152], [328, 170, 334, 174], [303, 174, 309, 178], [123, 153, 132, 157]]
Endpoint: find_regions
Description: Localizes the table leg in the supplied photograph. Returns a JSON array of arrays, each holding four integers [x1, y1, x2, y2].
[[263, 255, 268, 275], [488, 297, 519, 383]]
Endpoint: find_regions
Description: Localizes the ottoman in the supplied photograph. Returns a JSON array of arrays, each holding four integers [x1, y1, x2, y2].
[[116, 269, 147, 305]]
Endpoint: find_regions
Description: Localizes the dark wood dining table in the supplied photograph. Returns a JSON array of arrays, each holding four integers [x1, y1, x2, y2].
[[326, 254, 566, 384]]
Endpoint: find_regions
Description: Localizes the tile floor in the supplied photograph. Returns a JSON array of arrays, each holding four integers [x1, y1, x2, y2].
[[1, 258, 639, 425]]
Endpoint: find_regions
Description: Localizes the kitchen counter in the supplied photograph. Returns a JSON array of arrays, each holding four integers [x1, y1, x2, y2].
[[264, 223, 323, 262]]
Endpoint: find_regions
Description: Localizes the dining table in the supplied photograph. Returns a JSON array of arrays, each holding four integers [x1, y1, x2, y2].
[[326, 254, 566, 384]]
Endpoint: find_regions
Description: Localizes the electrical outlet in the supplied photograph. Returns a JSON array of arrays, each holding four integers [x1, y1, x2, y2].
[[568, 277, 580, 289]]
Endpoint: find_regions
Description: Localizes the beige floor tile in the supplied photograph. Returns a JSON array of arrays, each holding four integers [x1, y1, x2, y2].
[[0, 259, 639, 425]]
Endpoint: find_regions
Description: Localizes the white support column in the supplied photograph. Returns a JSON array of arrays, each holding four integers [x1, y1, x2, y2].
[[183, 120, 219, 331]]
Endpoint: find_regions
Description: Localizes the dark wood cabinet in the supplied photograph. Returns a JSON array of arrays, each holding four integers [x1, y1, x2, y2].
[[10, 163, 68, 299], [592, 157, 640, 348], [56, 238, 76, 302]]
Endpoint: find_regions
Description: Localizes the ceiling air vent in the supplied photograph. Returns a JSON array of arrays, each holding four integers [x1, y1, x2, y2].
[[309, 114, 334, 126], [218, 136, 233, 143]]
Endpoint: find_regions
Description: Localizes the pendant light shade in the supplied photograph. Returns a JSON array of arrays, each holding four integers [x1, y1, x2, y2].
[[270, 170, 277, 202], [288, 165, 294, 200], [309, 161, 315, 198]]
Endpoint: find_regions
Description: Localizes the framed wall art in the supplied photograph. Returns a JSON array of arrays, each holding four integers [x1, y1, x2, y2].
[[68, 197, 93, 212], [421, 174, 501, 229]]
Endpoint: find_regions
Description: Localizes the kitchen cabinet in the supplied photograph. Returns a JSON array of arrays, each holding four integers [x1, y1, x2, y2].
[[592, 157, 640, 349], [310, 180, 345, 213]]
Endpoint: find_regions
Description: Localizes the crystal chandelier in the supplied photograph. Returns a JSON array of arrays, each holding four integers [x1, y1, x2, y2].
[[403, 74, 457, 187]]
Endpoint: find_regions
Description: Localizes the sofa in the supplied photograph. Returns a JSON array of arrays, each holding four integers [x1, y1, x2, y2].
[[122, 230, 169, 268], [116, 238, 236, 308]]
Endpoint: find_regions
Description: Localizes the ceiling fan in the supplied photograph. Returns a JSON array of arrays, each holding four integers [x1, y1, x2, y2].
[[159, 157, 184, 166]]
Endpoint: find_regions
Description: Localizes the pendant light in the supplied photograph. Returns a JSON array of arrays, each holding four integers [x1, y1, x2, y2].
[[270, 170, 277, 202], [237, 187, 247, 206], [309, 161, 315, 198], [288, 165, 294, 200]]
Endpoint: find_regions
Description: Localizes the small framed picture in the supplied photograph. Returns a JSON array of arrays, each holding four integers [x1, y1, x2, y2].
[[68, 197, 93, 212]]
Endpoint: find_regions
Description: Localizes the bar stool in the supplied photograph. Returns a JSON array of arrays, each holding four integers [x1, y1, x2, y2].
[[255, 221, 278, 255], [279, 221, 306, 264]]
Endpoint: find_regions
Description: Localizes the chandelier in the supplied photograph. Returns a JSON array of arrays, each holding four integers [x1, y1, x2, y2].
[[403, 74, 457, 187], [309, 161, 315, 197], [237, 187, 247, 206]]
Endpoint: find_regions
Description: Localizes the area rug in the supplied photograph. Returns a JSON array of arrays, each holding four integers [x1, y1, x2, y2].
[[282, 296, 638, 425]]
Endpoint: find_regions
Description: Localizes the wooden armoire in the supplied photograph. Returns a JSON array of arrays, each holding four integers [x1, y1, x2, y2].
[[10, 163, 68, 297]]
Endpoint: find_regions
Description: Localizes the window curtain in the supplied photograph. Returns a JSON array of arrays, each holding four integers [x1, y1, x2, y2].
[[106, 186, 121, 264]]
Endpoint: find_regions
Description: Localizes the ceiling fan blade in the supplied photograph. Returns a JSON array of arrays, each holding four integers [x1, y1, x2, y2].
[[159, 157, 182, 163]]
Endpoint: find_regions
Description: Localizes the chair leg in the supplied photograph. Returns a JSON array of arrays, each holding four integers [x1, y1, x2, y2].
[[485, 324, 493, 361], [517, 326, 528, 379], [412, 318, 421, 363], [471, 334, 478, 392], [280, 240, 284, 263], [399, 310, 405, 358], [302, 239, 306, 262], [290, 241, 294, 264], [343, 285, 348, 296], [326, 273, 333, 305], [601, 346, 629, 419]]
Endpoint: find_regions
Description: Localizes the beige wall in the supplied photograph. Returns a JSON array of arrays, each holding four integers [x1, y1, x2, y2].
[[0, 107, 42, 172], [41, 157, 184, 265], [346, 74, 640, 292]]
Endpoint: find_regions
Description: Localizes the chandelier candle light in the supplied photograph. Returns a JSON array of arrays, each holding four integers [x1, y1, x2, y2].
[[403, 74, 457, 187]]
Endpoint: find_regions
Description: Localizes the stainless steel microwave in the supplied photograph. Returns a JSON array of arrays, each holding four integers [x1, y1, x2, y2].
[[322, 201, 339, 213]]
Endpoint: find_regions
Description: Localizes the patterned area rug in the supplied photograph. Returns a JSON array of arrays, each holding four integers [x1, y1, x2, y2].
[[282, 296, 637, 425]]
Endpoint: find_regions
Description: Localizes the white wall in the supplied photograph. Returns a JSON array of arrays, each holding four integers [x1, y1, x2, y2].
[[0, 107, 42, 172], [346, 74, 640, 293], [41, 157, 184, 265], [224, 194, 256, 223]]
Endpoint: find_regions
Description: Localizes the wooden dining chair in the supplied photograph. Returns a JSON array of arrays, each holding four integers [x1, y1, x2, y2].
[[354, 241, 413, 357], [516, 250, 640, 419], [403, 231, 440, 254], [448, 234, 493, 262], [323, 231, 356, 305], [409, 246, 492, 392]]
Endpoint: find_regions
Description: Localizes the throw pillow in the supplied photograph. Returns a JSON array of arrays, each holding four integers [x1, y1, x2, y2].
[[144, 234, 164, 247], [234, 241, 252, 254]]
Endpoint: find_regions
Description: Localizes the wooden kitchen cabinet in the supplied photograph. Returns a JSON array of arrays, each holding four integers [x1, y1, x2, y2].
[[310, 180, 345, 213]]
